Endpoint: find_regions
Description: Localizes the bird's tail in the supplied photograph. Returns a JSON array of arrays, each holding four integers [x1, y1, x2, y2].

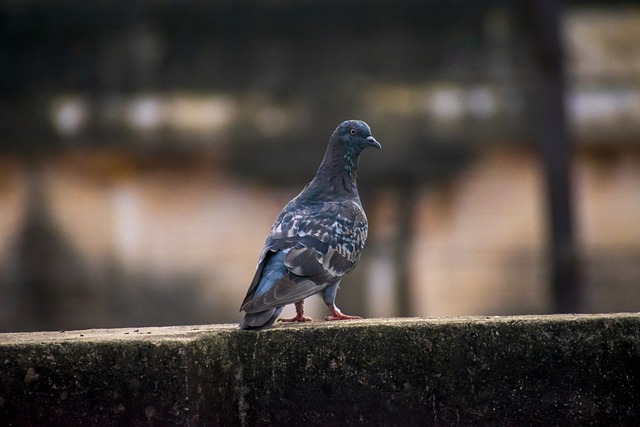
[[239, 306, 283, 331]]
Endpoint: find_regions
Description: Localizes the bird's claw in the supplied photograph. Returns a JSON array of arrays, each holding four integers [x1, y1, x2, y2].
[[325, 314, 362, 321], [278, 315, 313, 323], [325, 306, 362, 321]]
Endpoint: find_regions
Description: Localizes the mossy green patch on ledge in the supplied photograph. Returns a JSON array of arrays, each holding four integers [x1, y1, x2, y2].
[[1, 314, 639, 426]]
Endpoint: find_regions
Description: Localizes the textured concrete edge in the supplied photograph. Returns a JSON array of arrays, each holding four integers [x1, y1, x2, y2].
[[2, 313, 640, 345], [1, 313, 639, 426], [209, 312, 640, 425]]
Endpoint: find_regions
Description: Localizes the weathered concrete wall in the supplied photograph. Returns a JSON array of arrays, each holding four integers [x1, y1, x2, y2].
[[1, 314, 639, 426]]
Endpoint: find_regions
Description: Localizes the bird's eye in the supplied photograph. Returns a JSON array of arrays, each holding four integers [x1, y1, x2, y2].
[[350, 128, 356, 135]]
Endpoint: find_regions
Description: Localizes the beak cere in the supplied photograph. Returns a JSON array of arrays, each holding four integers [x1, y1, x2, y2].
[[366, 136, 382, 149]]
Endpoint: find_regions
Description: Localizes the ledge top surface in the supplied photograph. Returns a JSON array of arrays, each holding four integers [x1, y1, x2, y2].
[[1, 313, 638, 345]]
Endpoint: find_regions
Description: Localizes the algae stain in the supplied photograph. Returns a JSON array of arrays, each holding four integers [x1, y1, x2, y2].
[[24, 367, 40, 383]]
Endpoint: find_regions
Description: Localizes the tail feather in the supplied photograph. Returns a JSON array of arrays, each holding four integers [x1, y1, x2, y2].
[[239, 306, 283, 331]]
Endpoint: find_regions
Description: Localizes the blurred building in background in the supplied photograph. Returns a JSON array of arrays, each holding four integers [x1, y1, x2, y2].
[[1, 1, 639, 331]]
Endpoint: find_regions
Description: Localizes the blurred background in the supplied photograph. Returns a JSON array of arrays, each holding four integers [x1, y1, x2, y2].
[[1, 0, 639, 332]]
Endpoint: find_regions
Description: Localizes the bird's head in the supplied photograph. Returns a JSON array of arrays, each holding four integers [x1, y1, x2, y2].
[[335, 120, 382, 152], [312, 119, 381, 194]]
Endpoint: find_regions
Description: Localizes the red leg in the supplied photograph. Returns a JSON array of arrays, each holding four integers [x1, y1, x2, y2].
[[324, 304, 362, 321], [278, 301, 313, 323]]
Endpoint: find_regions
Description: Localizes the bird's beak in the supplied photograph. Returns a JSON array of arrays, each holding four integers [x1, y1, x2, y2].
[[366, 136, 382, 149]]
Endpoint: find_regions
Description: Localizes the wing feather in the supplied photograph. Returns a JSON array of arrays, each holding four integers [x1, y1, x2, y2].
[[241, 276, 322, 313], [240, 197, 369, 313]]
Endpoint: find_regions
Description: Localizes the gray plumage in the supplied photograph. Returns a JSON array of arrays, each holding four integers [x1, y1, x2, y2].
[[239, 120, 381, 330]]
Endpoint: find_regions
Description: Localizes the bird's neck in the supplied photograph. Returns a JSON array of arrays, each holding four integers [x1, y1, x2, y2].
[[307, 145, 360, 199]]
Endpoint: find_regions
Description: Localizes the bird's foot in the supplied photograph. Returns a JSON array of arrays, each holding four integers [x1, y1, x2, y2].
[[278, 301, 313, 323], [278, 314, 313, 323], [324, 306, 362, 321]]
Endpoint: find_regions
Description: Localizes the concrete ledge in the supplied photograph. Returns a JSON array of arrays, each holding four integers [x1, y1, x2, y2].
[[1, 314, 639, 426]]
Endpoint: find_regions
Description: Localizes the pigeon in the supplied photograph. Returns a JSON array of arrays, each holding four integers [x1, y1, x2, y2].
[[239, 120, 381, 330]]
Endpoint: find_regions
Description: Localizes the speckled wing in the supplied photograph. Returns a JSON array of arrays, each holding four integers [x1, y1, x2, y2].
[[240, 199, 368, 313]]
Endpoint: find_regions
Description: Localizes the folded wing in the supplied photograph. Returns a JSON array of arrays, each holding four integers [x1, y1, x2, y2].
[[240, 199, 367, 313]]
